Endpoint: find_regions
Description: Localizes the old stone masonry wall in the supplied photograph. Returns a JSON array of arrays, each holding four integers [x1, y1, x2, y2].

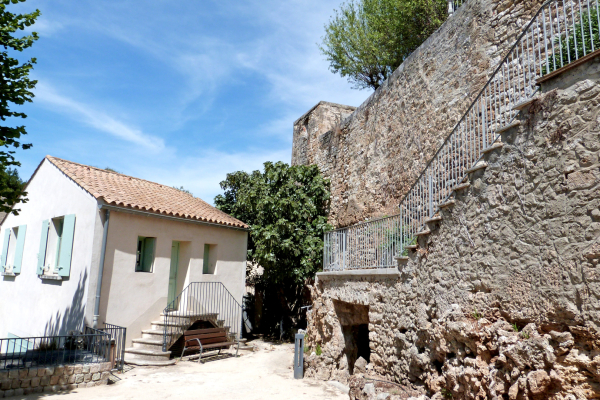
[[304, 58, 600, 399], [292, 0, 545, 228]]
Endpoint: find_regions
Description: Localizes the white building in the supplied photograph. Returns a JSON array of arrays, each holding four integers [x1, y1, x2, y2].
[[0, 156, 248, 364]]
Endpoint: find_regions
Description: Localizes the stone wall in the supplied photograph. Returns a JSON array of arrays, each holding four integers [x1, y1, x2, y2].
[[0, 362, 111, 397], [304, 56, 600, 399], [292, 0, 546, 228]]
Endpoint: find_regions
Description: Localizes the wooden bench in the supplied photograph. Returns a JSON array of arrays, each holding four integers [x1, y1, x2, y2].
[[180, 327, 239, 363]]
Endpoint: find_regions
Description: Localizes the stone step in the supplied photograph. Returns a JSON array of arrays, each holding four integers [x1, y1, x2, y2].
[[405, 244, 418, 250], [466, 161, 488, 174], [512, 96, 538, 111], [495, 120, 520, 134], [415, 229, 431, 237], [482, 142, 504, 154], [425, 215, 443, 223], [151, 320, 188, 328], [395, 256, 409, 263], [141, 329, 173, 339], [132, 338, 164, 350], [124, 357, 176, 367], [124, 348, 172, 362], [453, 182, 471, 191], [439, 199, 455, 208]]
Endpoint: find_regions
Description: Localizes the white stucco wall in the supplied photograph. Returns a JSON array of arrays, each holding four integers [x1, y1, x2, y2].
[[0, 159, 99, 339], [98, 210, 247, 344]]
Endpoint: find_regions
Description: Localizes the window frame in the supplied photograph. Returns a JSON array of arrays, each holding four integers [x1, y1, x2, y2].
[[135, 236, 156, 273]]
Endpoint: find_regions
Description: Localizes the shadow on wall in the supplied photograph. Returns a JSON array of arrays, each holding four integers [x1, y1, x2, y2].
[[43, 269, 88, 336]]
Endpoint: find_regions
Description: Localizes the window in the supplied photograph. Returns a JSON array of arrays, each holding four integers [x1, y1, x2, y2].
[[36, 215, 76, 277], [202, 244, 217, 274], [1, 225, 27, 275], [135, 236, 156, 272]]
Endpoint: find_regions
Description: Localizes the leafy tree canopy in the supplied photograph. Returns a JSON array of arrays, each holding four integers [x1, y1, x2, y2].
[[320, 0, 447, 90], [0, 0, 39, 214], [215, 161, 331, 286]]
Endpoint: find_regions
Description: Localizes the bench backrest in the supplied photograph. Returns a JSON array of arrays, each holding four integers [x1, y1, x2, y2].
[[183, 328, 229, 345]]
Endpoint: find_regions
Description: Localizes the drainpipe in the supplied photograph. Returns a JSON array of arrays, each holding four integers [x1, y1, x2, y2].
[[93, 209, 110, 329]]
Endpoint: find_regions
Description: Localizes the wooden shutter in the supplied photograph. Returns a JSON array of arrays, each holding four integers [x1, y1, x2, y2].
[[57, 214, 76, 277], [142, 237, 155, 272], [12, 225, 27, 274], [1, 229, 9, 272], [37, 220, 49, 275]]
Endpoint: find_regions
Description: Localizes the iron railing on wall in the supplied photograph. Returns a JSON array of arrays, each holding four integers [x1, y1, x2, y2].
[[324, 0, 600, 271], [85, 323, 126, 371], [162, 282, 242, 352], [448, 0, 465, 15], [0, 332, 111, 370]]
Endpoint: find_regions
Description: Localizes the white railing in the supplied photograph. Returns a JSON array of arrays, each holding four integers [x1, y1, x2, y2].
[[324, 0, 600, 271], [448, 0, 465, 15]]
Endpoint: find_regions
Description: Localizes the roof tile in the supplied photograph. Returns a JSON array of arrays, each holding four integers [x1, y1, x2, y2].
[[46, 156, 248, 229]]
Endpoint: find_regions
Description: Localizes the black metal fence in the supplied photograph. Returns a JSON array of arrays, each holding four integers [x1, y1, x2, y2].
[[162, 282, 242, 352], [0, 332, 111, 370], [102, 323, 126, 371]]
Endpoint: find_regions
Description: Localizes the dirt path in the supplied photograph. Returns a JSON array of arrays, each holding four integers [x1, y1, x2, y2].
[[22, 339, 347, 400]]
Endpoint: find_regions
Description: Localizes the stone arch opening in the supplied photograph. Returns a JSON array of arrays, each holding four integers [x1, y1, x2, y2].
[[333, 300, 370, 374]]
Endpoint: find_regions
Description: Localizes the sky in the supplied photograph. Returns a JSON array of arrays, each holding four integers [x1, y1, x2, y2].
[[10, 0, 370, 204]]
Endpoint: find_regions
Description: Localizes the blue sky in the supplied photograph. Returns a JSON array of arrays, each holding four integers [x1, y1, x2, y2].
[[11, 0, 369, 203]]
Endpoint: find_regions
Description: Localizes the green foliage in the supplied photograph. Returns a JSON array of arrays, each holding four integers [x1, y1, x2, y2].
[[320, 0, 447, 90], [522, 331, 530, 339], [441, 388, 453, 398], [0, 0, 39, 214], [215, 162, 332, 336], [400, 234, 417, 256], [471, 308, 481, 320], [512, 323, 519, 332], [316, 343, 322, 356], [543, 7, 600, 75], [304, 345, 310, 354], [104, 167, 121, 174], [173, 185, 193, 196]]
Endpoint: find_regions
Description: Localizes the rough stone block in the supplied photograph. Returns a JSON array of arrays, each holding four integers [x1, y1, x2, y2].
[[13, 389, 23, 397], [6, 371, 17, 380], [49, 375, 60, 385], [86, 382, 96, 388], [82, 365, 90, 374], [3, 390, 13, 398], [18, 369, 28, 379], [83, 373, 92, 383], [32, 387, 43, 394], [0, 372, 7, 380], [44, 367, 54, 376], [66, 384, 77, 390], [0, 380, 11, 390], [58, 376, 67, 385], [40, 376, 50, 386], [67, 375, 76, 384], [43, 385, 54, 393], [101, 372, 110, 380], [73, 365, 82, 374], [54, 366, 64, 376], [101, 362, 112, 371], [10, 379, 20, 389], [27, 368, 38, 378], [74, 374, 84, 384], [92, 373, 101, 381], [31, 377, 40, 387], [20, 379, 31, 388], [23, 387, 33, 395], [90, 364, 100, 374], [37, 368, 45, 377], [65, 365, 75, 375]]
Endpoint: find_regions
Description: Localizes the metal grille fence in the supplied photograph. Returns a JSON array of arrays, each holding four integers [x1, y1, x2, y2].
[[162, 282, 242, 352], [448, 0, 465, 15], [324, 0, 600, 271], [101, 323, 126, 371], [0, 332, 111, 370]]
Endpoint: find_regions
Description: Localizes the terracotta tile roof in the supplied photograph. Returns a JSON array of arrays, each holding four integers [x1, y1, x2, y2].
[[46, 156, 248, 229]]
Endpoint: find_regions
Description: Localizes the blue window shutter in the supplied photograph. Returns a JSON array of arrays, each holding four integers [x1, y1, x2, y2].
[[1, 229, 9, 272], [37, 220, 49, 275], [57, 214, 76, 277], [142, 237, 155, 272], [12, 225, 27, 274]]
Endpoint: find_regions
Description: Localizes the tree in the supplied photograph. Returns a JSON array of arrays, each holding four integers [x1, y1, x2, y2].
[[215, 162, 331, 336], [320, 0, 447, 90], [0, 0, 40, 214]]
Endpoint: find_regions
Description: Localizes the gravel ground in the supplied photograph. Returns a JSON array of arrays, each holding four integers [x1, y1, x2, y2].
[[20, 339, 347, 400]]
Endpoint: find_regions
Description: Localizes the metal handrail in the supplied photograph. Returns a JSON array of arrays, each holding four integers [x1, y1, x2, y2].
[[101, 323, 126, 371], [0, 331, 111, 370], [324, 0, 600, 271], [162, 282, 242, 352]]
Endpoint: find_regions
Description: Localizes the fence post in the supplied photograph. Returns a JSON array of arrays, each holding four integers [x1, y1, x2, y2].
[[294, 333, 305, 379], [448, 0, 454, 15]]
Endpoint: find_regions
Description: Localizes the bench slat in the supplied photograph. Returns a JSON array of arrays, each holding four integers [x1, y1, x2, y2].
[[185, 328, 227, 335], [184, 332, 227, 341]]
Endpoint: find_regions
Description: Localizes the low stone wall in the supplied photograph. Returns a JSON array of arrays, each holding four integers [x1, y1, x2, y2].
[[0, 362, 111, 398], [304, 56, 600, 399]]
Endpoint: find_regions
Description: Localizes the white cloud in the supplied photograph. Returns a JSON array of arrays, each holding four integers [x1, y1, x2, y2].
[[34, 82, 165, 152]]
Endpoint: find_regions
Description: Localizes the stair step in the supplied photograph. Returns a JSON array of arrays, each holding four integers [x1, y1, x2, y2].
[[466, 162, 488, 174], [132, 338, 164, 350], [124, 348, 172, 362], [512, 96, 538, 111], [495, 120, 520, 134], [239, 345, 254, 351], [425, 215, 442, 223], [395, 256, 409, 262], [160, 312, 218, 319], [453, 182, 471, 191], [482, 142, 504, 154], [415, 229, 431, 237], [439, 199, 455, 208], [405, 245, 418, 250], [124, 357, 176, 367], [151, 320, 188, 327]]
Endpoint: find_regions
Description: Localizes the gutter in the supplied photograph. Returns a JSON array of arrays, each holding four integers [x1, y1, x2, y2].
[[93, 209, 110, 328], [99, 204, 250, 232]]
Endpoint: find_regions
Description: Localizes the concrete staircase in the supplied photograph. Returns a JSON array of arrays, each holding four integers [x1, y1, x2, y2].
[[124, 312, 233, 366]]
